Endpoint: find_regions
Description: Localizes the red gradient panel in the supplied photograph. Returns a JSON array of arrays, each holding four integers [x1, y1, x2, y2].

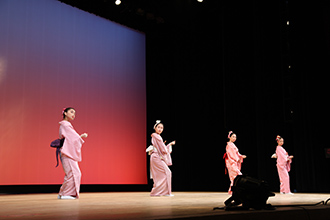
[[0, 0, 147, 185]]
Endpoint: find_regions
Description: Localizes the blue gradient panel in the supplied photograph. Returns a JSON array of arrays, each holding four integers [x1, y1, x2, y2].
[[0, 0, 147, 184]]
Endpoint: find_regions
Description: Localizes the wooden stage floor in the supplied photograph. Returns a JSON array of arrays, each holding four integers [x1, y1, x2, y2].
[[0, 192, 330, 220]]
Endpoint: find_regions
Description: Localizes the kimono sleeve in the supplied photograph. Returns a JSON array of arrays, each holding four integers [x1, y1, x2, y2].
[[152, 135, 167, 154], [59, 122, 84, 161], [276, 146, 288, 168], [59, 123, 69, 139], [226, 144, 239, 163]]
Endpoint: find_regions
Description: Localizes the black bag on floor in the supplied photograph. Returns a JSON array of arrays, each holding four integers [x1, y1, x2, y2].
[[224, 175, 275, 210]]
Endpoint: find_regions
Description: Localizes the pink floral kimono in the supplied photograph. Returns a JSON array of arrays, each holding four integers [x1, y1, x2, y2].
[[149, 133, 172, 196], [224, 142, 244, 194], [58, 120, 85, 198], [276, 145, 292, 194]]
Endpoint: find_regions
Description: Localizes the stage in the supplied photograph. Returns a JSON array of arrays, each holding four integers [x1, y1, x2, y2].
[[0, 192, 329, 220]]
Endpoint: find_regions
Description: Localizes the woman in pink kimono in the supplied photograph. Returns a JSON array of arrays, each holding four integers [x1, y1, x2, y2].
[[275, 135, 293, 194], [149, 120, 175, 196], [58, 107, 88, 199], [224, 131, 246, 194]]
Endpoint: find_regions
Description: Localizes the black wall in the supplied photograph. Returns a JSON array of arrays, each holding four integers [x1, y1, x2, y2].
[[146, 1, 330, 193]]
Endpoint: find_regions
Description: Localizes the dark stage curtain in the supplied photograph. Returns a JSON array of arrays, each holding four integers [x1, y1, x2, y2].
[[146, 1, 330, 193]]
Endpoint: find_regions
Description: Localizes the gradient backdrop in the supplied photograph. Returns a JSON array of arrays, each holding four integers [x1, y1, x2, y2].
[[0, 0, 147, 185]]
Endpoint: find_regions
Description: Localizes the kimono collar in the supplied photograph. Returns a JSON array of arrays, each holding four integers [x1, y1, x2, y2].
[[227, 141, 236, 146], [59, 120, 72, 126], [151, 133, 162, 141]]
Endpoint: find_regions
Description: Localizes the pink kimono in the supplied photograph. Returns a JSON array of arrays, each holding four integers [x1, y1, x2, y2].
[[58, 120, 85, 198], [224, 142, 243, 194], [150, 133, 172, 196], [276, 145, 292, 193]]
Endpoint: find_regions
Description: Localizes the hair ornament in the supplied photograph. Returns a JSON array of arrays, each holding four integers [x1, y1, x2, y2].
[[62, 108, 66, 115], [228, 131, 233, 138], [154, 120, 161, 129], [276, 135, 281, 141]]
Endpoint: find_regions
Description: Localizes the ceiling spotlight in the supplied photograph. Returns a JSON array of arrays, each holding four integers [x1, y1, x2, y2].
[[197, 0, 203, 2], [115, 0, 121, 5]]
